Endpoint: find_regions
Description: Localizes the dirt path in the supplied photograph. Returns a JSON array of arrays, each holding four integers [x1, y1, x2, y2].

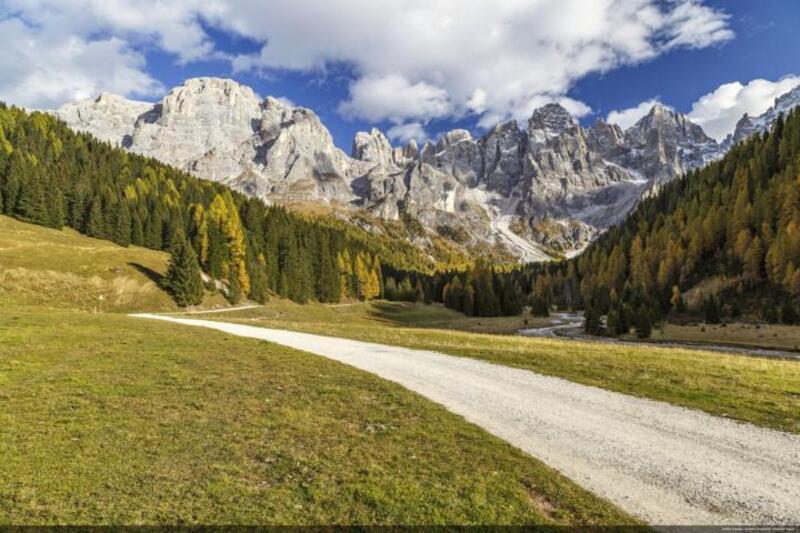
[[169, 304, 263, 315], [133, 314, 800, 526]]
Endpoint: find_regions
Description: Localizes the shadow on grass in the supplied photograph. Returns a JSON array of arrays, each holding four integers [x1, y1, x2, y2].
[[367, 301, 467, 329], [128, 262, 165, 286]]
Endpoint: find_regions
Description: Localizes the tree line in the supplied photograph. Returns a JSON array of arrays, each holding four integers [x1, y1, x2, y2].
[[0, 104, 409, 306]]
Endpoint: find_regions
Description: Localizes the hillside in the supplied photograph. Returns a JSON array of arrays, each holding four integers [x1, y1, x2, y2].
[[0, 215, 235, 312], [523, 107, 800, 333], [0, 103, 446, 310]]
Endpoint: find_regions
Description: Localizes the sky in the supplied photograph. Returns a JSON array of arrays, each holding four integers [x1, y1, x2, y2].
[[0, 0, 798, 149]]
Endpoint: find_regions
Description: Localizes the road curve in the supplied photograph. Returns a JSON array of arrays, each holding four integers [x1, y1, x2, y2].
[[133, 314, 800, 526]]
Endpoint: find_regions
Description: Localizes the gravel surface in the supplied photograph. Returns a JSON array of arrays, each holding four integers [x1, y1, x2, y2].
[[134, 314, 800, 525]]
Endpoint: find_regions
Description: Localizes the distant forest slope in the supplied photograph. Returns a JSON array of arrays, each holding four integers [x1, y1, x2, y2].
[[522, 107, 800, 333], [0, 104, 440, 306]]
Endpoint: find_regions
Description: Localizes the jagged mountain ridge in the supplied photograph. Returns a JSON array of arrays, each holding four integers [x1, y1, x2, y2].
[[55, 77, 733, 261], [723, 84, 800, 150]]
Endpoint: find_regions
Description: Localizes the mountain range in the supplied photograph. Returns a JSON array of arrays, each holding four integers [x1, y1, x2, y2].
[[54, 78, 800, 261]]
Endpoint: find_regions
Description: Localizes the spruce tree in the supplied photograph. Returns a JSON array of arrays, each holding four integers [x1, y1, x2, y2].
[[85, 195, 106, 239], [114, 201, 132, 246], [15, 172, 47, 224], [164, 232, 204, 307], [634, 308, 652, 339], [45, 183, 65, 229], [131, 213, 145, 246]]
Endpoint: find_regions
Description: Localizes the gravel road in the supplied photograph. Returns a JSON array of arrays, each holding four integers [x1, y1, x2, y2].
[[134, 314, 800, 526]]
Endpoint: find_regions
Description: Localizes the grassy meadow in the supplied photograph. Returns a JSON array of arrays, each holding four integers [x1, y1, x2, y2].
[[0, 308, 637, 525], [0, 216, 640, 524], [644, 321, 800, 352], [203, 300, 800, 434], [0, 215, 228, 312]]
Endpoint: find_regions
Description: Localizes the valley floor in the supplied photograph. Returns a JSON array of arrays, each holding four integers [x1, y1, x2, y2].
[[135, 313, 800, 525], [0, 308, 634, 525], [195, 300, 800, 434]]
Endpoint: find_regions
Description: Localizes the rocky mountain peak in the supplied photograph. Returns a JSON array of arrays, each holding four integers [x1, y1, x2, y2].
[[157, 77, 261, 122], [439, 129, 473, 147], [54, 92, 151, 145], [352, 128, 394, 165], [54, 77, 771, 262], [528, 103, 575, 135], [773, 84, 800, 113], [724, 83, 800, 150]]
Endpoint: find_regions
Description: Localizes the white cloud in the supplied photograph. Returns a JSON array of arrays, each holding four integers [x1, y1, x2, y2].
[[688, 76, 800, 140], [3, 0, 222, 63], [0, 0, 734, 125], [387, 122, 428, 144], [0, 17, 162, 109], [215, 0, 733, 126], [606, 99, 668, 130], [338, 74, 451, 124], [659, 0, 734, 50]]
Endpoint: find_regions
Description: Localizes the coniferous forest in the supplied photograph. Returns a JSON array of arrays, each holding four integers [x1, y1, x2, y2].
[[0, 104, 433, 306]]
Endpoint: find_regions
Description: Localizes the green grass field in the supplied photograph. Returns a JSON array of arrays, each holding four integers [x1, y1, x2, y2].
[[0, 215, 228, 312], [0, 217, 640, 524], [0, 308, 636, 525], [643, 321, 800, 352], [205, 300, 800, 434]]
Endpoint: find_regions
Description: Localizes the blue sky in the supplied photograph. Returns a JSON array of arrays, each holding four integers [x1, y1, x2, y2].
[[1, 0, 798, 148]]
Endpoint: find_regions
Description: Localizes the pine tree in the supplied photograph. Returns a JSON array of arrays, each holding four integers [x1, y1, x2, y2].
[[15, 171, 47, 224], [227, 266, 243, 304], [370, 255, 383, 299], [131, 212, 145, 246], [461, 283, 475, 316], [337, 250, 353, 299], [164, 232, 204, 307], [633, 305, 652, 339], [248, 254, 270, 304], [45, 183, 65, 229], [85, 195, 106, 239], [114, 201, 132, 246], [584, 305, 602, 335]]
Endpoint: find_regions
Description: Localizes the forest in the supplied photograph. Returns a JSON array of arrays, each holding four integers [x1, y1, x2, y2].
[[0, 104, 432, 306]]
